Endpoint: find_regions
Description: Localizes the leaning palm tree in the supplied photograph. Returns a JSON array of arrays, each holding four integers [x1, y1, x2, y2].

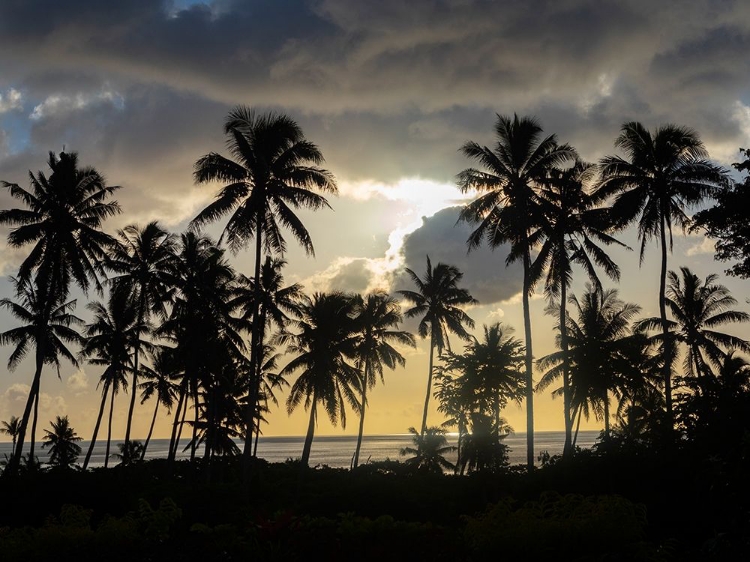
[[42, 415, 82, 469], [0, 276, 81, 476], [351, 291, 415, 468], [596, 122, 729, 422], [538, 286, 642, 441], [108, 221, 178, 451], [457, 113, 576, 470], [398, 256, 476, 437], [400, 426, 456, 474], [279, 292, 361, 466], [191, 107, 337, 463], [636, 267, 750, 381], [535, 162, 625, 456], [80, 292, 140, 470]]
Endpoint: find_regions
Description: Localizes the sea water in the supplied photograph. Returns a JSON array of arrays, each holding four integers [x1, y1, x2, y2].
[[0, 430, 600, 469]]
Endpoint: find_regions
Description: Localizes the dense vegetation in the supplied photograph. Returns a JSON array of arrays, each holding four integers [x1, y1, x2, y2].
[[1, 108, 750, 559]]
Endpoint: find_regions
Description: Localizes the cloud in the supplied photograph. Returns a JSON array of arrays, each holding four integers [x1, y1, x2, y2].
[[3, 383, 30, 405], [30, 88, 124, 121], [0, 88, 22, 113], [398, 206, 524, 305], [686, 236, 716, 256], [66, 369, 90, 395]]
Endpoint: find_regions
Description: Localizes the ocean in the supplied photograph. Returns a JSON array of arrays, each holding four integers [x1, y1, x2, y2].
[[0, 430, 601, 469]]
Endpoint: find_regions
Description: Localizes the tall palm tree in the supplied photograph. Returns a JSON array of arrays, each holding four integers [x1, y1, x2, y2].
[[351, 291, 415, 468], [398, 257, 476, 437], [535, 162, 625, 456], [279, 292, 360, 466], [191, 107, 337, 463], [80, 292, 141, 470], [42, 415, 82, 469], [0, 277, 81, 476], [0, 416, 21, 450], [0, 150, 121, 296], [596, 122, 729, 422], [537, 286, 642, 440], [636, 267, 750, 381], [457, 113, 576, 470], [108, 221, 178, 451]]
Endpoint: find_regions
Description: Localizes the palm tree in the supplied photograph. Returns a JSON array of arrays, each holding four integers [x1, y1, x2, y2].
[[0, 150, 121, 296], [596, 122, 729, 422], [108, 221, 178, 452], [231, 256, 303, 454], [0, 416, 21, 450], [636, 267, 750, 381], [351, 291, 415, 468], [537, 286, 642, 440], [279, 292, 360, 466], [0, 277, 81, 476], [398, 256, 476, 437], [457, 113, 576, 470], [80, 292, 140, 470], [400, 426, 456, 474], [42, 415, 82, 469], [191, 107, 337, 463], [436, 323, 524, 471], [138, 347, 179, 460], [160, 233, 244, 464], [459, 412, 512, 474], [535, 162, 625, 456]]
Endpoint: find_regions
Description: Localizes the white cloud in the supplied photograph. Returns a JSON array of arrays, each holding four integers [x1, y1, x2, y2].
[[66, 369, 90, 395], [0, 88, 22, 113], [30, 88, 124, 121], [3, 383, 30, 405], [686, 236, 716, 256], [488, 307, 506, 319]]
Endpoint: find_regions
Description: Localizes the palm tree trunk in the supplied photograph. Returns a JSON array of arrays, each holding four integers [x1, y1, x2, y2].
[[83, 386, 109, 470], [141, 399, 160, 461], [168, 380, 187, 463], [175, 389, 189, 457], [522, 245, 535, 472], [420, 332, 436, 437], [29, 389, 39, 468], [659, 212, 672, 426], [353, 363, 369, 469], [7, 352, 44, 476], [560, 279, 573, 458], [190, 383, 199, 462], [124, 295, 146, 447], [572, 404, 583, 448], [105, 385, 115, 468], [243, 218, 264, 467], [603, 392, 610, 440], [301, 400, 317, 467]]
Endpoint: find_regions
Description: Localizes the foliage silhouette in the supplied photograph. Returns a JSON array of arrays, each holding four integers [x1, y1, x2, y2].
[[191, 107, 337, 466], [457, 113, 576, 470], [42, 415, 82, 469], [398, 256, 476, 436], [596, 122, 729, 423]]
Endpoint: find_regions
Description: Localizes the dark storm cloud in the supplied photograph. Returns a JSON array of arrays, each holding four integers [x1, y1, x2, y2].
[[399, 207, 524, 305], [1, 0, 748, 192]]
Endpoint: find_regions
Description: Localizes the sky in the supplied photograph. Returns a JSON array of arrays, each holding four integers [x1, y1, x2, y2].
[[1, 0, 750, 442]]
